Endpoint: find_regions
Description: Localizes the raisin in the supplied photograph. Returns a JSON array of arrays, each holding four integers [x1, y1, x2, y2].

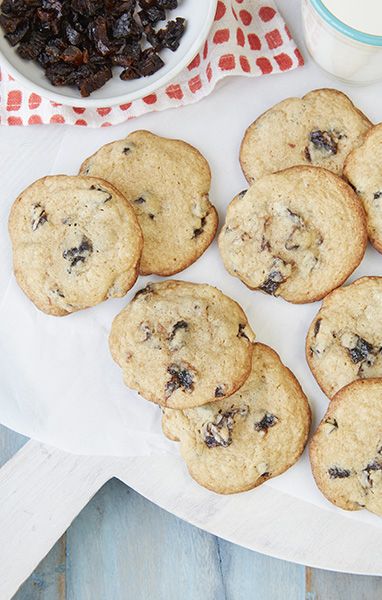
[[309, 130, 338, 155], [347, 336, 374, 364], [238, 189, 247, 200], [328, 467, 351, 479], [168, 320, 188, 341], [78, 65, 112, 97], [286, 208, 304, 227], [254, 413, 278, 433], [136, 47, 164, 76], [31, 203, 48, 231], [214, 385, 227, 398], [324, 416, 338, 432], [365, 459, 382, 473], [18, 31, 46, 59], [304, 146, 312, 162], [165, 363, 195, 398], [134, 196, 145, 204], [260, 270, 284, 295], [237, 323, 250, 341], [138, 5, 165, 26], [193, 216, 206, 238], [374, 191, 382, 200], [139, 323, 152, 341], [0, 0, 186, 96], [61, 45, 85, 66], [113, 12, 132, 38], [157, 0, 177, 8], [261, 236, 271, 251], [202, 406, 248, 448], [122, 147, 131, 155], [157, 17, 185, 51], [62, 235, 93, 272], [314, 318, 322, 337], [134, 283, 153, 299], [120, 67, 140, 80]]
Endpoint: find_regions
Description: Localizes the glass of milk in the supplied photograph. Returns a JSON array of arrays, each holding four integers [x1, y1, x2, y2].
[[302, 0, 382, 84]]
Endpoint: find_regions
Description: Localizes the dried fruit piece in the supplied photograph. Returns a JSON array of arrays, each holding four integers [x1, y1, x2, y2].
[[324, 417, 338, 433], [254, 412, 278, 433], [214, 385, 227, 398], [168, 320, 188, 351], [202, 406, 249, 448], [0, 0, 186, 96], [193, 216, 206, 239], [62, 235, 93, 272], [347, 335, 374, 364], [313, 318, 322, 337], [309, 130, 338, 155], [165, 363, 195, 398], [328, 466, 351, 479], [134, 283, 154, 299], [261, 270, 285, 295], [31, 203, 48, 231]]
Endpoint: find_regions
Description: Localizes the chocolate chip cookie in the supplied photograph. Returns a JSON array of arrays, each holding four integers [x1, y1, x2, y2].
[[9, 175, 143, 316], [344, 123, 382, 253], [219, 167, 367, 304], [162, 343, 311, 494], [109, 280, 255, 409], [307, 277, 382, 398], [240, 88, 372, 184], [310, 378, 382, 516], [80, 130, 218, 276]]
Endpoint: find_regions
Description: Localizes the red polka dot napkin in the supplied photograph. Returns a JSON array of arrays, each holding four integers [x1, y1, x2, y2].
[[0, 1, 303, 127]]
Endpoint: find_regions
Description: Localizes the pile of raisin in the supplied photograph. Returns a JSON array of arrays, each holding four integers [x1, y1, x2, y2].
[[0, 0, 186, 96]]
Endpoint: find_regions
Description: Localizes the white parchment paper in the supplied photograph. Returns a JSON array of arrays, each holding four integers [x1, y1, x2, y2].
[[1, 20, 382, 529]]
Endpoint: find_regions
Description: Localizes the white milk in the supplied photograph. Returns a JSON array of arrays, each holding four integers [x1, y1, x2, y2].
[[302, 0, 382, 84], [323, 0, 382, 36]]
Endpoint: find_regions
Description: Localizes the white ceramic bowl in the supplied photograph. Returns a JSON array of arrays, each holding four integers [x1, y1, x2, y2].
[[0, 0, 217, 107]]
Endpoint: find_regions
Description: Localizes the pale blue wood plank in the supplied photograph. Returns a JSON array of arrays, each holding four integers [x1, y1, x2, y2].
[[66, 478, 226, 600], [14, 541, 66, 600], [218, 538, 305, 600], [306, 567, 382, 600], [1, 422, 381, 600]]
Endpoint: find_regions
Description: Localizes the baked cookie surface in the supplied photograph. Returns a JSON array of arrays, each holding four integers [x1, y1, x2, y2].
[[162, 343, 311, 494], [80, 130, 218, 276], [307, 277, 382, 398], [218, 167, 367, 304], [344, 123, 382, 253], [310, 378, 382, 516], [9, 175, 143, 316], [109, 280, 255, 409], [240, 88, 372, 184]]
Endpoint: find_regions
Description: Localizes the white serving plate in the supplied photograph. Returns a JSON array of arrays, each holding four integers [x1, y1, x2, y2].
[[1, 3, 382, 596], [0, 0, 217, 107]]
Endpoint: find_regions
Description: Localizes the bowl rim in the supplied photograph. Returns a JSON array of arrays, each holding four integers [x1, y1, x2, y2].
[[0, 0, 218, 108]]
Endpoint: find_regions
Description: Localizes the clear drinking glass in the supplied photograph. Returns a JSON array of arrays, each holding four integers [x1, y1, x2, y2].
[[302, 0, 382, 84]]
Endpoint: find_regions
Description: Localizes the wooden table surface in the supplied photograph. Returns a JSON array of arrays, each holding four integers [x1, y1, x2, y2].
[[1, 425, 381, 600]]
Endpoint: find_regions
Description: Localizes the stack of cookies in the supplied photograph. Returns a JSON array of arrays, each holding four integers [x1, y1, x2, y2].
[[221, 88, 382, 516], [7, 88, 382, 515], [109, 280, 311, 494]]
